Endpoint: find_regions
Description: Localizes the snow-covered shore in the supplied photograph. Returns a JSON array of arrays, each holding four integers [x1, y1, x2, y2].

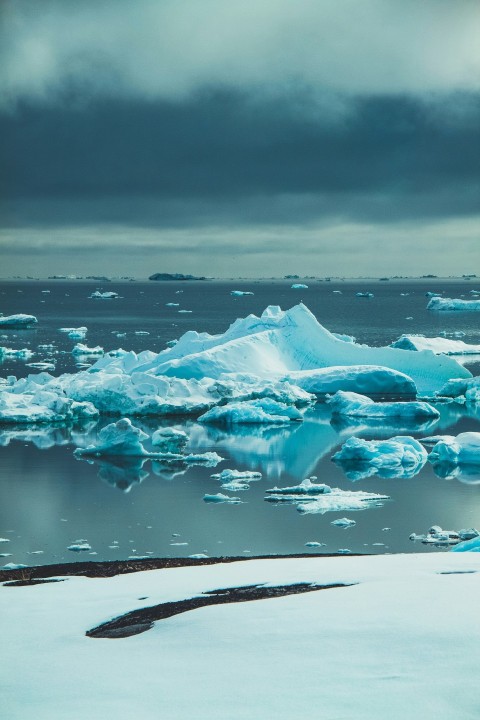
[[1, 552, 479, 719]]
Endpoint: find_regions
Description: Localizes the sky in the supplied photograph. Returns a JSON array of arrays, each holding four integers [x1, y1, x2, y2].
[[1, 0, 479, 278]]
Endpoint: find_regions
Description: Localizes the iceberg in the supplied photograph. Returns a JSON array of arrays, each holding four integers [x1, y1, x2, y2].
[[428, 432, 480, 466], [74, 418, 151, 457], [355, 292, 374, 298], [0, 314, 37, 328], [198, 398, 304, 425], [451, 536, 480, 552], [151, 427, 188, 453], [332, 436, 427, 480], [291, 284, 308, 289], [265, 477, 331, 498], [89, 291, 119, 300], [72, 343, 104, 356], [203, 493, 242, 504], [391, 335, 480, 355], [212, 469, 262, 482], [0, 347, 34, 360], [0, 304, 470, 425], [0, 389, 98, 425], [410, 525, 479, 548], [231, 291, 254, 296], [427, 297, 480, 311], [327, 390, 439, 420]]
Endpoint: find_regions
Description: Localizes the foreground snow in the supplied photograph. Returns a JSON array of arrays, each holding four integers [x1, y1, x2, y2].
[[1, 553, 479, 720]]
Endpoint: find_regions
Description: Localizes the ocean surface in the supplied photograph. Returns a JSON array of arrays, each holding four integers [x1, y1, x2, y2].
[[1, 278, 479, 565]]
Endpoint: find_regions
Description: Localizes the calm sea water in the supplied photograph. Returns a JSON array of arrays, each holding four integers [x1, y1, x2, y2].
[[0, 279, 479, 565]]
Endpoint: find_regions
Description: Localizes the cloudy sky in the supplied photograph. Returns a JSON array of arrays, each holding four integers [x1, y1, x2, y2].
[[1, 0, 479, 277]]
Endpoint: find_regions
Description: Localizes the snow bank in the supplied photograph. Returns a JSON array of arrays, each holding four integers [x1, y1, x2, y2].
[[333, 436, 427, 480], [391, 334, 480, 355], [0, 313, 37, 327], [1, 554, 480, 720], [427, 296, 480, 311], [327, 390, 439, 420]]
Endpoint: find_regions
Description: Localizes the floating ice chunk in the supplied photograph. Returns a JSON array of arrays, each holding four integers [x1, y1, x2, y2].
[[89, 291, 119, 299], [451, 536, 480, 552], [356, 292, 374, 298], [72, 343, 104, 356], [0, 538, 11, 543], [25, 362, 56, 371], [291, 284, 308, 289], [305, 541, 326, 547], [67, 327, 87, 340], [328, 391, 439, 420], [427, 297, 480, 311], [203, 493, 242, 503], [0, 347, 34, 359], [265, 478, 331, 498], [297, 489, 389, 514], [410, 525, 478, 548], [0, 314, 37, 327], [333, 436, 427, 480], [198, 398, 303, 425], [286, 366, 417, 399], [212, 469, 262, 482], [151, 427, 188, 453], [428, 432, 480, 466], [425, 292, 442, 298], [188, 553, 209, 559], [67, 540, 92, 552], [231, 291, 254, 296], [184, 452, 223, 466], [331, 517, 356, 528], [135, 331, 150, 335], [166, 303, 180, 307], [74, 418, 150, 457], [2, 563, 28, 570], [178, 310, 192, 313], [391, 335, 480, 355]]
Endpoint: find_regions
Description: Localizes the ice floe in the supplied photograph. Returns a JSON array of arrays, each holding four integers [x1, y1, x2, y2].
[[355, 292, 374, 298], [332, 436, 427, 480], [0, 347, 34, 360], [198, 398, 304, 425], [391, 334, 480, 355], [427, 296, 480, 311], [410, 525, 479, 548], [265, 479, 389, 513], [72, 343, 104, 356], [203, 493, 242, 504], [0, 314, 37, 327], [231, 291, 254, 296], [291, 284, 308, 289], [327, 390, 439, 420], [212, 468, 262, 482], [89, 291, 119, 299]]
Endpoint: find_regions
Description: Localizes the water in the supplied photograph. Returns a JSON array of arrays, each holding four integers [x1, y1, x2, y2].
[[0, 279, 479, 565]]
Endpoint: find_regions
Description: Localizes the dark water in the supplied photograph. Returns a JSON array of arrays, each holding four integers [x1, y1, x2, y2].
[[0, 279, 479, 565]]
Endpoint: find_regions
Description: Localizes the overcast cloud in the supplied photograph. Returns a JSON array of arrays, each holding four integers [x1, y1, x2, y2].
[[1, 0, 479, 277]]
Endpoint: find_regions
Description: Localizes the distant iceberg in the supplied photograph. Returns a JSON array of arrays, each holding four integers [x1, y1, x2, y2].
[[0, 314, 37, 327], [427, 297, 480, 311], [391, 335, 480, 355], [327, 391, 439, 420]]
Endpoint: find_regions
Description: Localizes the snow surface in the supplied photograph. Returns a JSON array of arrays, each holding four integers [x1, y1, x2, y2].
[[327, 390, 439, 419], [427, 296, 480, 311], [0, 313, 37, 327], [2, 554, 479, 719]]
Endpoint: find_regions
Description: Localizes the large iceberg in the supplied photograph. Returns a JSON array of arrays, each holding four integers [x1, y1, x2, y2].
[[327, 391, 439, 420], [427, 297, 480, 311], [0, 304, 471, 423]]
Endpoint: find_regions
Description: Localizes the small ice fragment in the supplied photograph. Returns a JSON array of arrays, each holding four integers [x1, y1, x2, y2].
[[166, 303, 180, 307], [291, 284, 308, 289], [2, 563, 28, 569], [0, 538, 11, 543], [170, 542, 189, 546], [337, 549, 351, 554], [305, 542, 326, 548], [178, 309, 192, 313], [188, 554, 209, 559], [382, 527, 391, 532], [203, 493, 242, 504], [67, 540, 92, 552], [331, 518, 356, 528]]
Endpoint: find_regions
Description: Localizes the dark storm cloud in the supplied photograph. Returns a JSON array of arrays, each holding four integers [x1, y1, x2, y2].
[[2, 91, 480, 227]]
